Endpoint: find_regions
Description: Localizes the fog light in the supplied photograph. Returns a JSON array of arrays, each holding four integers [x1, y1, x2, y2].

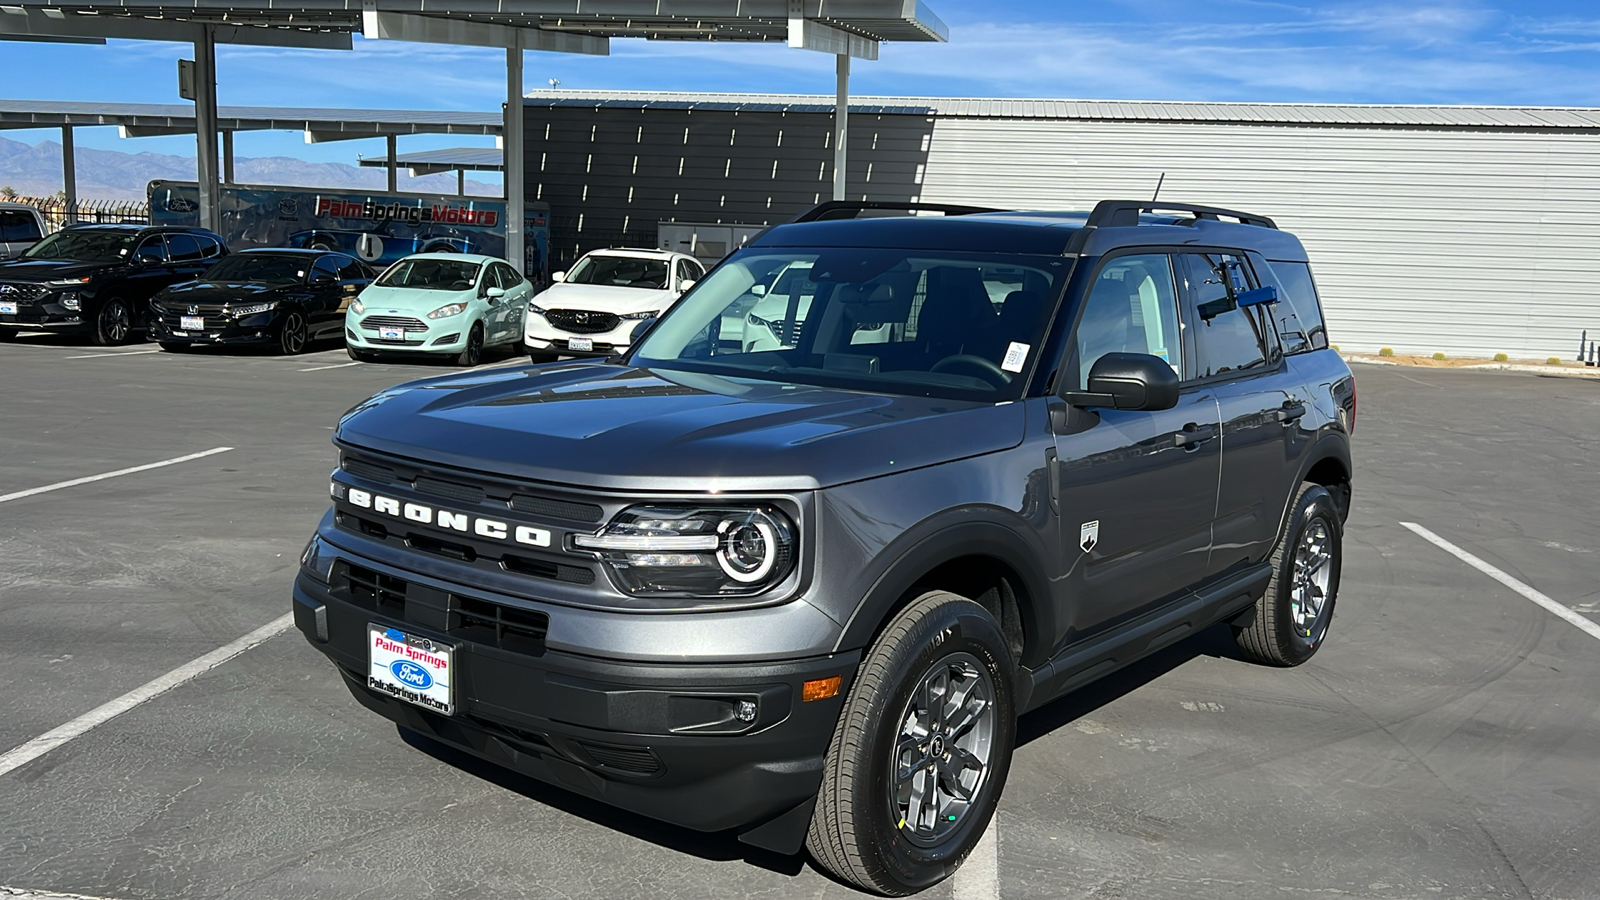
[[59, 293, 80, 310], [735, 699, 758, 722], [803, 675, 842, 702]]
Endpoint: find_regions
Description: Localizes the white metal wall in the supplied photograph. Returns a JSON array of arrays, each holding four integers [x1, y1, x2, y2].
[[917, 119, 1600, 361]]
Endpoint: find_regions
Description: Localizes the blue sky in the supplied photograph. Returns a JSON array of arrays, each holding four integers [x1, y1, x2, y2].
[[8, 0, 1600, 186]]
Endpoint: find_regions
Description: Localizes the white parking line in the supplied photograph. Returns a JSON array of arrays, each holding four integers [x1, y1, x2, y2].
[[1401, 522, 1600, 642], [0, 447, 233, 505], [298, 362, 362, 372], [62, 349, 161, 360], [0, 614, 293, 778], [0, 886, 128, 899], [953, 818, 1000, 900]]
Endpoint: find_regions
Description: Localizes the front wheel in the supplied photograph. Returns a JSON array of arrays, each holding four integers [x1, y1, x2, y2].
[[807, 591, 1015, 896], [1234, 482, 1342, 666], [92, 298, 134, 346], [454, 323, 484, 367], [277, 309, 309, 355]]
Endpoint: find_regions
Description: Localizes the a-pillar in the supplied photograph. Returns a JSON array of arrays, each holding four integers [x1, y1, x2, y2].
[[193, 23, 220, 232], [60, 126, 77, 223], [505, 30, 526, 274]]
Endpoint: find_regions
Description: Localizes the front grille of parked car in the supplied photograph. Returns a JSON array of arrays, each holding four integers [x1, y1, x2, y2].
[[331, 561, 549, 657], [0, 282, 49, 304], [575, 741, 661, 776], [509, 494, 602, 523], [361, 316, 428, 331], [545, 309, 621, 334], [155, 310, 230, 330]]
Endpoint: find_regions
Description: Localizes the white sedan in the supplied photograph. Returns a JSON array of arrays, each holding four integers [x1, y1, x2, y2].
[[524, 248, 705, 359]]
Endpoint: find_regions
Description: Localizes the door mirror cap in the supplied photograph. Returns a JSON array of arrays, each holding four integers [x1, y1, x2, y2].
[[551, 270, 566, 283], [484, 285, 506, 299], [311, 272, 336, 286], [1063, 352, 1180, 411], [132, 250, 162, 267], [749, 283, 767, 297], [679, 279, 696, 292]]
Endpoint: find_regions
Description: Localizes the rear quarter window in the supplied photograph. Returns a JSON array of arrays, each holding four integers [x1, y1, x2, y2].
[[1262, 260, 1328, 353]]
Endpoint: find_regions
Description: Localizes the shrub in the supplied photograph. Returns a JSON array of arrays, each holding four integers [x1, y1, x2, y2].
[[1432, 352, 1447, 360], [1547, 357, 1563, 366], [1330, 344, 1340, 352], [1378, 347, 1394, 357], [1494, 352, 1509, 362]]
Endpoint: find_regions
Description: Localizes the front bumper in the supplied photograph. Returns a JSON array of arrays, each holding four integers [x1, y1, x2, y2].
[[346, 316, 472, 354], [150, 309, 282, 346], [293, 564, 856, 835], [0, 292, 88, 333], [525, 318, 633, 357]]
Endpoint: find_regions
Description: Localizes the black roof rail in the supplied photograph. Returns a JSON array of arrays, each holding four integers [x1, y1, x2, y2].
[[791, 200, 1003, 223], [1085, 200, 1278, 229]]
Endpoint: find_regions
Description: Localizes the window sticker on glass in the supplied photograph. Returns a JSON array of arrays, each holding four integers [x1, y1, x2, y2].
[[1001, 342, 1030, 373]]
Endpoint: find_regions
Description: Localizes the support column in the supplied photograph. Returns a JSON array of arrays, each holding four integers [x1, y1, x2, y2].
[[222, 130, 235, 184], [193, 24, 220, 232], [385, 134, 398, 192], [505, 31, 526, 274], [833, 52, 849, 202], [60, 126, 77, 224], [458, 169, 466, 196]]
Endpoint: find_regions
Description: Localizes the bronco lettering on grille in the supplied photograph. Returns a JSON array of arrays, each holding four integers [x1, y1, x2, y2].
[[346, 488, 550, 547]]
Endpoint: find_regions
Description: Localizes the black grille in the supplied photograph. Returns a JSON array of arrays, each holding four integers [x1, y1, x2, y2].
[[0, 283, 48, 304], [545, 308, 621, 334], [577, 742, 661, 775], [509, 494, 603, 523], [413, 476, 485, 504], [503, 553, 595, 584], [452, 595, 549, 656], [343, 459, 396, 483], [361, 315, 427, 331], [336, 561, 405, 615]]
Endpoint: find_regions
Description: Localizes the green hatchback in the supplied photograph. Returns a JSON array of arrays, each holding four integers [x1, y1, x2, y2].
[[345, 253, 531, 366]]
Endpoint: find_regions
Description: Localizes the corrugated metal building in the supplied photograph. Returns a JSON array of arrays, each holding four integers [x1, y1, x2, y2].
[[523, 90, 1600, 360]]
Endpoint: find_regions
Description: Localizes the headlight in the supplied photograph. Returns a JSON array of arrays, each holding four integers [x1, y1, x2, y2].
[[428, 302, 467, 319], [620, 310, 660, 320], [45, 276, 91, 288], [574, 505, 796, 597], [351, 299, 365, 315], [527, 302, 545, 315], [299, 532, 337, 584], [230, 301, 275, 316]]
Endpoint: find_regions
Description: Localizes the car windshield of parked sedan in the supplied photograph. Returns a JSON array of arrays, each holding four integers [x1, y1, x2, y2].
[[565, 254, 669, 290], [374, 258, 480, 291], [201, 253, 306, 285], [630, 248, 1068, 402], [22, 229, 137, 263]]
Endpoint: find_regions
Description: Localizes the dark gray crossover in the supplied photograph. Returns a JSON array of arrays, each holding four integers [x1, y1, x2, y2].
[[293, 200, 1355, 895]]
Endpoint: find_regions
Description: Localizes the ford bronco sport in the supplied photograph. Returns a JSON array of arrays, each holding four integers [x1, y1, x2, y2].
[[294, 199, 1355, 895]]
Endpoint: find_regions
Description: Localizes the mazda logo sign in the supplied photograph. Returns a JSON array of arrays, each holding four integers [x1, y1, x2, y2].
[[574, 311, 590, 324]]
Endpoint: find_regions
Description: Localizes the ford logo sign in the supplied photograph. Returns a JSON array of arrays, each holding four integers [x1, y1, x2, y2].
[[390, 660, 434, 690]]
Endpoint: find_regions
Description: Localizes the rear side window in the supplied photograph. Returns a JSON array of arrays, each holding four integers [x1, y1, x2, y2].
[[195, 235, 224, 258], [0, 210, 42, 242], [1179, 252, 1277, 378], [166, 233, 203, 262], [1263, 260, 1328, 353]]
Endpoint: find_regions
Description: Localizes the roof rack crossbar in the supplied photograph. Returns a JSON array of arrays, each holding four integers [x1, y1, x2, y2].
[[791, 200, 1003, 223], [1086, 200, 1278, 230]]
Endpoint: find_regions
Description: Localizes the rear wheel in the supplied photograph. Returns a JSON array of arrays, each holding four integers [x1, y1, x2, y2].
[[454, 323, 484, 367], [92, 297, 134, 346], [807, 591, 1015, 895], [277, 310, 309, 355], [1234, 482, 1342, 666]]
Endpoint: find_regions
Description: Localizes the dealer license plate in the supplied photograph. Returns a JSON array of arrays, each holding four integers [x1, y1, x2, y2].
[[0, 301, 16, 315], [379, 326, 405, 341], [368, 625, 454, 716], [568, 337, 593, 352], [181, 315, 205, 331]]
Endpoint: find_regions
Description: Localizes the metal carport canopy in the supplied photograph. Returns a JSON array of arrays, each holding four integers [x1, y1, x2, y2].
[[2, 1, 949, 268]]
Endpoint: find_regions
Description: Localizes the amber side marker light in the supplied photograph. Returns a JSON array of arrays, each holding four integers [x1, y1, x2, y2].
[[803, 675, 842, 702]]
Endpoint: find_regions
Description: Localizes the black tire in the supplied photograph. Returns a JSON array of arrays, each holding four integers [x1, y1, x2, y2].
[[92, 297, 134, 346], [157, 341, 189, 353], [1235, 482, 1342, 666], [0, 327, 16, 342], [807, 591, 1015, 896], [454, 323, 484, 367], [277, 309, 309, 355]]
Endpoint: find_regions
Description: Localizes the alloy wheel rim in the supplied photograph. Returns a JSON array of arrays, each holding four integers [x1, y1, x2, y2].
[[890, 652, 996, 847], [467, 330, 482, 364], [1291, 518, 1333, 637], [103, 302, 129, 342], [284, 314, 305, 353]]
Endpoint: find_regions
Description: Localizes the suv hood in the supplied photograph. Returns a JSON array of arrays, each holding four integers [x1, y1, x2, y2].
[[540, 282, 676, 314], [336, 363, 1027, 491], [155, 280, 295, 307], [0, 258, 106, 281]]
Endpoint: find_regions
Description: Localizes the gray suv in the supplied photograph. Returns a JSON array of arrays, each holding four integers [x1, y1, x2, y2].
[[294, 200, 1355, 895]]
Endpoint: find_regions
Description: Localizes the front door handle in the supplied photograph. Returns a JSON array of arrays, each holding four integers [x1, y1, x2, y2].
[[1173, 423, 1217, 449], [1274, 401, 1308, 424]]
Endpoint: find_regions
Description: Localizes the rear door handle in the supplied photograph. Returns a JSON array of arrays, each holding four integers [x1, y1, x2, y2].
[[1274, 401, 1308, 424], [1173, 423, 1217, 449]]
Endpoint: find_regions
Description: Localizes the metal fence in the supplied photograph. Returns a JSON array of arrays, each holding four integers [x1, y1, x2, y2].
[[6, 197, 150, 232]]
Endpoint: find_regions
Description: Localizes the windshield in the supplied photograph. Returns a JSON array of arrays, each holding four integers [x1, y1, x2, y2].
[[375, 258, 480, 291], [201, 254, 308, 285], [23, 230, 137, 263], [631, 249, 1069, 401], [566, 254, 669, 290]]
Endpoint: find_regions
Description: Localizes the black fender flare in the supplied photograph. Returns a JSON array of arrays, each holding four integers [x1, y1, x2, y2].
[[833, 514, 1058, 671]]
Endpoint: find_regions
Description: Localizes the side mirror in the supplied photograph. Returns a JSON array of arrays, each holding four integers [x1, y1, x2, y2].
[[312, 272, 336, 286], [679, 279, 696, 292], [629, 317, 657, 345], [551, 271, 566, 284], [133, 250, 162, 267], [1063, 352, 1180, 411], [484, 286, 506, 299], [750, 283, 767, 297]]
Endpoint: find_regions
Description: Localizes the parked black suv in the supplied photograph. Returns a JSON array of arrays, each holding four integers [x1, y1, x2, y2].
[[0, 223, 226, 345], [294, 200, 1354, 895]]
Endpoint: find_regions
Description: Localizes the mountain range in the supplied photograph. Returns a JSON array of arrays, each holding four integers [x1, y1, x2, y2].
[[0, 135, 499, 201]]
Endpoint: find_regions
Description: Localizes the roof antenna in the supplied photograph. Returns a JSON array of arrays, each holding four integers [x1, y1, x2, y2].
[[1151, 172, 1166, 204]]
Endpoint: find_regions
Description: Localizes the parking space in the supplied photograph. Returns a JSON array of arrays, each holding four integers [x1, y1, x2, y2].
[[1, 349, 1597, 899]]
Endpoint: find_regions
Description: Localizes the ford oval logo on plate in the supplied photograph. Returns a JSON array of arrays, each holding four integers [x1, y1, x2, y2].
[[390, 659, 434, 690]]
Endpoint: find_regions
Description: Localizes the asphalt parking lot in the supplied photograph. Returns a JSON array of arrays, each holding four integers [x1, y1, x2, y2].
[[1, 336, 1597, 900]]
